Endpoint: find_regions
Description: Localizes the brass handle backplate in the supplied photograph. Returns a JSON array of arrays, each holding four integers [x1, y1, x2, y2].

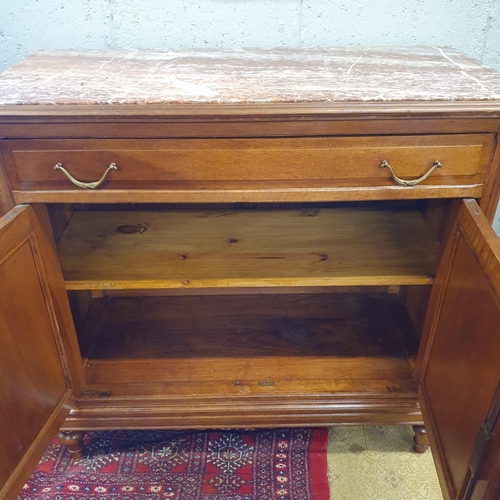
[[380, 160, 442, 187], [54, 163, 117, 189]]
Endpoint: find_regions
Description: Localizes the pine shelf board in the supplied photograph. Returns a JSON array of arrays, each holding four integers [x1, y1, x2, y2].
[[57, 208, 441, 290]]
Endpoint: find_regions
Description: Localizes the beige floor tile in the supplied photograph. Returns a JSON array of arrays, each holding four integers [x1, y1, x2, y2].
[[327, 426, 443, 500], [328, 426, 367, 453]]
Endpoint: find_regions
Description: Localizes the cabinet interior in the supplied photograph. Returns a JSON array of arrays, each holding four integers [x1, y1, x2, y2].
[[46, 200, 449, 405]]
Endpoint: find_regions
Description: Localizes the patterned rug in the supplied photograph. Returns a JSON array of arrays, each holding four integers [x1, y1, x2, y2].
[[18, 428, 329, 500]]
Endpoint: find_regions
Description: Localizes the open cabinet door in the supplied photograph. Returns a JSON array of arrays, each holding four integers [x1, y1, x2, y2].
[[416, 199, 500, 500], [0, 205, 83, 500]]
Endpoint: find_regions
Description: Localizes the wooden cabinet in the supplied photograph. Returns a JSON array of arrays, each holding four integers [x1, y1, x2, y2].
[[0, 47, 500, 500]]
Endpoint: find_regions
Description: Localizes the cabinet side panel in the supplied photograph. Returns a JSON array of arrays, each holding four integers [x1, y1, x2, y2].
[[0, 154, 14, 216], [479, 130, 500, 223]]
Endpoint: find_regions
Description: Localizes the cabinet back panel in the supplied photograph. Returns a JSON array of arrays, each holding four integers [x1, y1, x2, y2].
[[81, 293, 417, 395]]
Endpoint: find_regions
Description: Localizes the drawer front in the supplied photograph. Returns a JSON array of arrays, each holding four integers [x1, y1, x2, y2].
[[1, 135, 493, 201]]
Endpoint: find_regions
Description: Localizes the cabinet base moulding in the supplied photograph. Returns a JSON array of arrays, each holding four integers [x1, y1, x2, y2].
[[61, 395, 423, 430]]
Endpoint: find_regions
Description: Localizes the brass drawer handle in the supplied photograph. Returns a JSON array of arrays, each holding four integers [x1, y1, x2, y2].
[[380, 160, 442, 187], [54, 163, 117, 189]]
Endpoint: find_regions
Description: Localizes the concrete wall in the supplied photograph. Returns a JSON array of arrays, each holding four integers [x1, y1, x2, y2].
[[1, 0, 499, 231], [2, 1, 499, 71]]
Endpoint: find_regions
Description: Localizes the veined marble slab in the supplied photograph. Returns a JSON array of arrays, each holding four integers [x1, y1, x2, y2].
[[1, 47, 500, 105]]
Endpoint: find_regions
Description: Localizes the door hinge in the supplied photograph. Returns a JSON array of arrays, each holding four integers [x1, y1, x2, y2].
[[462, 423, 494, 500], [468, 423, 494, 477], [463, 381, 500, 500]]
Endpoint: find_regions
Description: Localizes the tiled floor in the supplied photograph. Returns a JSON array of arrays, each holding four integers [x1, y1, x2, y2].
[[327, 426, 442, 500]]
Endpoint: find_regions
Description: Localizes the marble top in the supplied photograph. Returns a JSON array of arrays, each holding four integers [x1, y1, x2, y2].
[[1, 47, 500, 105]]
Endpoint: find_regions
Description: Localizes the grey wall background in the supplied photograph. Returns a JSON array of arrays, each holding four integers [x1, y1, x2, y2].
[[1, 0, 499, 231]]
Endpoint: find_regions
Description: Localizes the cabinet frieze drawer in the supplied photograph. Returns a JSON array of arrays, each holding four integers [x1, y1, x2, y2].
[[1, 134, 493, 202]]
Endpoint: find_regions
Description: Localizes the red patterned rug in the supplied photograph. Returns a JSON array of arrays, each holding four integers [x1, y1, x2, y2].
[[18, 428, 329, 500]]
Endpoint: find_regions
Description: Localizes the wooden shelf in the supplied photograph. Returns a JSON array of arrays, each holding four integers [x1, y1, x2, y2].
[[57, 208, 440, 290], [82, 293, 418, 401]]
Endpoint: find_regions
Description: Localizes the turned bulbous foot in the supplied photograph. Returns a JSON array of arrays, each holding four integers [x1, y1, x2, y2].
[[58, 430, 85, 459], [412, 425, 429, 453]]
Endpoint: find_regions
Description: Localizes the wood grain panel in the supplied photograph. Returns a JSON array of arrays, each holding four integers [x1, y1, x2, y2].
[[416, 199, 500, 500], [0, 206, 77, 500], [10, 184, 486, 205], [56, 208, 441, 289], [66, 292, 422, 428], [0, 154, 14, 217], [2, 135, 492, 196], [65, 392, 423, 430], [83, 293, 415, 391]]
